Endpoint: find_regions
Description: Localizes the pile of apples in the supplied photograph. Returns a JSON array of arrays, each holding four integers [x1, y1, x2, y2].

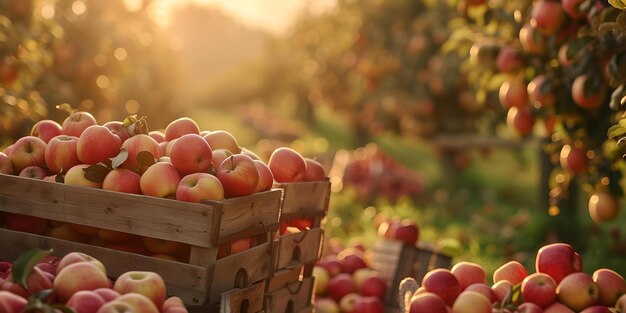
[[0, 249, 187, 313], [0, 109, 327, 261], [376, 215, 420, 246], [312, 245, 389, 313], [403, 242, 626, 313]]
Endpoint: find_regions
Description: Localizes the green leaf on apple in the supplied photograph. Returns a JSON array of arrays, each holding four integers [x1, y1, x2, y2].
[[83, 164, 111, 183], [608, 124, 626, 139], [12, 249, 52, 289], [136, 150, 156, 169], [609, 0, 626, 10], [55, 103, 75, 116], [28, 289, 53, 301], [111, 148, 129, 169], [610, 85, 626, 110]]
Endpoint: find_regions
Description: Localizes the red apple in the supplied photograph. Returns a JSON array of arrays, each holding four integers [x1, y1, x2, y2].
[[96, 301, 135, 313], [572, 74, 606, 110], [162, 296, 185, 311], [0, 152, 14, 174], [592, 268, 626, 306], [393, 221, 419, 245], [170, 134, 213, 176], [9, 136, 47, 173], [114, 271, 166, 309], [62, 111, 98, 137], [319, 256, 345, 277], [557, 272, 599, 311], [65, 164, 103, 188], [142, 237, 183, 255], [562, 0, 592, 19], [451, 261, 486, 290], [422, 268, 461, 306], [409, 292, 448, 313], [158, 141, 168, 157], [0, 266, 53, 299], [268, 147, 307, 183], [536, 243, 582, 284], [499, 78, 529, 109], [361, 275, 387, 300], [518, 302, 545, 313], [496, 46, 525, 74], [217, 237, 255, 259], [140, 162, 181, 198], [176, 172, 224, 203], [522, 272, 557, 308], [253, 160, 274, 192], [506, 106, 535, 137], [77, 125, 123, 165], [120, 134, 160, 174], [54, 262, 110, 302], [579, 306, 612, 313], [212, 149, 233, 172], [49, 223, 89, 243], [97, 229, 134, 243], [314, 265, 330, 295], [112, 293, 160, 313], [531, 0, 566, 35], [203, 130, 240, 154], [519, 23, 547, 54], [559, 144, 588, 175], [31, 119, 62, 143], [304, 157, 326, 181], [0, 262, 12, 280], [315, 297, 340, 313], [0, 290, 27, 313], [102, 121, 131, 142], [352, 296, 384, 313], [19, 166, 48, 179], [148, 130, 165, 143], [5, 213, 49, 235], [492, 278, 514, 303], [528, 74, 556, 108], [66, 290, 106, 313], [328, 273, 357, 302], [545, 301, 576, 313], [338, 292, 361, 313], [464, 283, 497, 304], [588, 192, 621, 224], [493, 260, 528, 285], [102, 168, 141, 194], [240, 147, 261, 160], [338, 249, 367, 274], [45, 135, 80, 174], [164, 117, 200, 141], [217, 154, 259, 198], [452, 290, 492, 313], [57, 252, 106, 276]]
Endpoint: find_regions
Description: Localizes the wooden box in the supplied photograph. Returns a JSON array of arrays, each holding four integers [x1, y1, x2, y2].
[[264, 277, 314, 313], [274, 227, 323, 273], [187, 280, 266, 313], [277, 179, 331, 227], [0, 173, 281, 305], [370, 238, 452, 308]]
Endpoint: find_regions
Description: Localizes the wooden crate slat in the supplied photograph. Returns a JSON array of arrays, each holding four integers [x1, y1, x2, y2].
[[276, 228, 322, 271], [220, 281, 266, 313], [278, 180, 330, 219], [0, 228, 209, 304], [265, 277, 314, 313], [0, 174, 217, 247], [210, 242, 273, 303], [216, 190, 281, 241], [266, 265, 303, 293]]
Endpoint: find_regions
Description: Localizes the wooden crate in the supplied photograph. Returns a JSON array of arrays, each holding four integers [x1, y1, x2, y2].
[[277, 179, 331, 227], [370, 238, 452, 308], [187, 280, 266, 313], [264, 277, 314, 313], [274, 227, 323, 273], [0, 173, 281, 305]]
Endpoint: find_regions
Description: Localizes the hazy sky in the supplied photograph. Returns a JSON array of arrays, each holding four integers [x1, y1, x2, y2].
[[151, 0, 336, 35]]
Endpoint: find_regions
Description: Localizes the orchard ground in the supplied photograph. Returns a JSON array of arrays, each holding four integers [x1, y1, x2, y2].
[[190, 105, 626, 280]]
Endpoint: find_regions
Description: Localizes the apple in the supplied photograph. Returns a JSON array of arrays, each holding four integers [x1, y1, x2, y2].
[[170, 134, 213, 176], [164, 139, 177, 157], [422, 268, 461, 306], [536, 243, 582, 284], [240, 147, 261, 160], [62, 111, 98, 137], [527, 74, 556, 108], [353, 296, 384, 313], [212, 149, 233, 172], [0, 262, 12, 280], [579, 306, 612, 313], [0, 291, 27, 313], [140, 162, 181, 198], [158, 141, 168, 157], [0, 266, 53, 298], [45, 135, 80, 174], [588, 192, 621, 224], [304, 158, 326, 181], [143, 237, 183, 255], [114, 271, 166, 309], [49, 223, 90, 243], [559, 144, 588, 175], [0, 152, 14, 174], [162, 296, 185, 311], [493, 260, 528, 285], [253, 160, 274, 192], [452, 290, 492, 313], [557, 272, 599, 311], [268, 147, 307, 183], [522, 272, 557, 308], [531, 0, 566, 36], [314, 265, 330, 295], [518, 302, 544, 313], [65, 164, 103, 188], [57, 252, 106, 276], [315, 297, 340, 313], [393, 220, 419, 245], [217, 154, 259, 198], [492, 279, 514, 303], [338, 249, 367, 274], [409, 292, 448, 313], [9, 136, 47, 173], [203, 130, 240, 154], [97, 229, 134, 243], [31, 119, 63, 143], [469, 42, 499, 69], [519, 23, 547, 54], [328, 273, 357, 302], [361, 275, 387, 300], [506, 106, 535, 137], [77, 125, 123, 165], [353, 268, 375, 289], [102, 168, 141, 194], [544, 301, 576, 313], [616, 294, 626, 313], [102, 121, 131, 143], [216, 237, 255, 258], [5, 213, 49, 235], [146, 130, 165, 143], [496, 46, 525, 74], [120, 134, 160, 173], [96, 301, 135, 313], [572, 74, 606, 110], [19, 166, 48, 179], [318, 256, 345, 277], [164, 117, 200, 141], [464, 283, 497, 304], [176, 172, 224, 203], [338, 292, 361, 313], [592, 268, 626, 306], [66, 290, 107, 313], [562, 0, 592, 20], [54, 261, 110, 302], [499, 78, 529, 109], [451, 261, 486, 290], [68, 223, 100, 236]]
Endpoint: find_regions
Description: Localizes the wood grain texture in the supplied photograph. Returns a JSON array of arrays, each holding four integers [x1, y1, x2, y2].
[[220, 281, 266, 313], [266, 265, 303, 293], [214, 190, 281, 241], [0, 228, 209, 304], [276, 228, 322, 271], [278, 180, 330, 219], [0, 174, 216, 247], [264, 277, 314, 313]]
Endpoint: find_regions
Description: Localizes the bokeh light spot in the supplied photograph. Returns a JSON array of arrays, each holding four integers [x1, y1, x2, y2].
[[96, 75, 110, 89], [125, 99, 140, 114], [94, 54, 107, 67], [114, 48, 128, 61], [41, 4, 55, 19], [72, 1, 87, 16]]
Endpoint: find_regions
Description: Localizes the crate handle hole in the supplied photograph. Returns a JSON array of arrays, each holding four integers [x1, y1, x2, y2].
[[291, 246, 302, 263], [240, 299, 250, 313], [285, 300, 294, 313], [234, 268, 249, 288]]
